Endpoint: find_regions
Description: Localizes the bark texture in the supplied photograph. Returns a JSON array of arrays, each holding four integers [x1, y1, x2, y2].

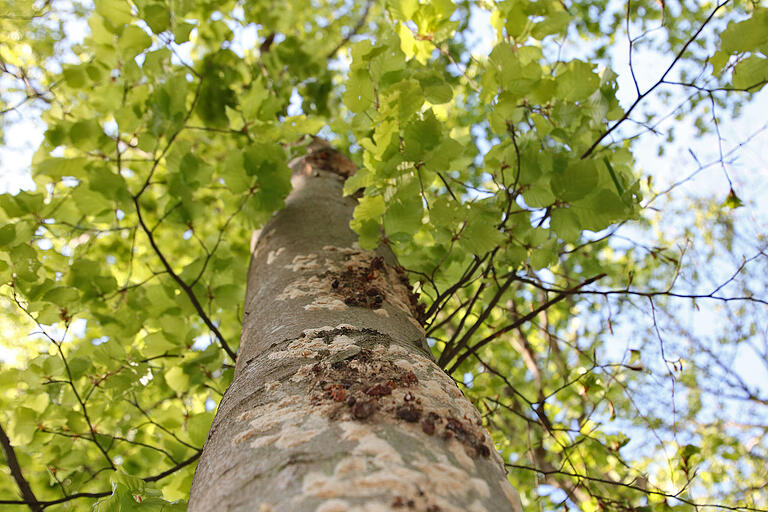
[[189, 143, 523, 512]]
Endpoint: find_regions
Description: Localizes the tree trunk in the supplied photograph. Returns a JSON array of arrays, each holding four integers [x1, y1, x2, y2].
[[189, 141, 522, 512]]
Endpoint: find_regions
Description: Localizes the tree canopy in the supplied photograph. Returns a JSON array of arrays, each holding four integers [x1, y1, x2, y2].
[[0, 0, 766, 510]]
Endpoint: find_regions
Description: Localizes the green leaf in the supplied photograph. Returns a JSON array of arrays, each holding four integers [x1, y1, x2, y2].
[[213, 284, 242, 309], [531, 11, 572, 39], [351, 195, 386, 249], [388, 0, 418, 20], [173, 21, 195, 43], [388, 79, 423, 120], [142, 331, 181, 358], [144, 3, 171, 34], [573, 189, 628, 231], [242, 79, 269, 120], [10, 244, 41, 282], [118, 26, 153, 58], [420, 76, 454, 104], [0, 223, 16, 247], [461, 208, 505, 255], [0, 194, 26, 217], [355, 195, 387, 221], [196, 54, 238, 128], [10, 407, 37, 445], [551, 159, 598, 202], [34, 157, 88, 180], [343, 70, 375, 113], [95, 0, 132, 28], [731, 55, 768, 91], [63, 65, 87, 88], [550, 208, 581, 242], [69, 119, 101, 148], [88, 165, 129, 201], [187, 412, 214, 446], [43, 286, 80, 305], [384, 180, 423, 236], [720, 9, 768, 54], [68, 357, 91, 380], [722, 188, 744, 209], [523, 185, 555, 208], [165, 366, 189, 395], [530, 239, 558, 269], [556, 60, 601, 101]]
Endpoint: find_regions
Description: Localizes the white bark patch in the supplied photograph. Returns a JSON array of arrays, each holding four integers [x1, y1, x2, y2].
[[234, 393, 329, 451], [252, 421, 322, 450], [286, 253, 319, 272], [322, 244, 361, 255], [301, 325, 356, 337], [470, 478, 490, 498], [291, 363, 315, 382], [237, 396, 300, 424], [388, 344, 408, 356], [352, 504, 394, 512], [315, 499, 349, 512], [339, 422, 404, 466], [277, 276, 326, 300], [267, 247, 286, 264], [393, 359, 416, 372], [418, 376, 488, 443], [329, 334, 356, 351], [275, 245, 425, 329], [406, 353, 432, 371], [410, 459, 476, 499], [277, 270, 350, 312], [333, 456, 366, 477], [304, 297, 348, 311], [264, 380, 280, 392], [448, 437, 477, 471], [300, 420, 486, 512], [268, 331, 364, 362], [468, 501, 487, 512], [268, 335, 330, 360]]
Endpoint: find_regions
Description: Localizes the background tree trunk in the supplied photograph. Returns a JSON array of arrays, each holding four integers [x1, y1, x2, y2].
[[189, 142, 522, 511]]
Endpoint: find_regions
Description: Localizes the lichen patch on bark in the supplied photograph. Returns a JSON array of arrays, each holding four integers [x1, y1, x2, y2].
[[267, 247, 286, 264], [286, 253, 320, 272], [301, 425, 492, 512], [314, 499, 349, 512], [273, 246, 427, 324], [277, 275, 327, 300], [304, 297, 348, 311]]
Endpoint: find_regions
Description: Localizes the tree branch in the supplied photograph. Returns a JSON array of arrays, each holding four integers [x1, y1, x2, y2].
[[132, 196, 237, 361], [446, 274, 606, 374], [581, 0, 731, 159], [0, 423, 42, 512], [326, 0, 374, 60], [0, 451, 201, 509]]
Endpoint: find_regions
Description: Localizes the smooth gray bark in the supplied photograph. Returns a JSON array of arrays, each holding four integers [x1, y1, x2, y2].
[[189, 143, 522, 512]]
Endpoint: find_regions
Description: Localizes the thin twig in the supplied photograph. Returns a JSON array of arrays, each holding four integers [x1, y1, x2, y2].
[[446, 274, 606, 373]]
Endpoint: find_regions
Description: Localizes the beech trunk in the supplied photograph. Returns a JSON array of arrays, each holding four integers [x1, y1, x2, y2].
[[189, 142, 522, 511]]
